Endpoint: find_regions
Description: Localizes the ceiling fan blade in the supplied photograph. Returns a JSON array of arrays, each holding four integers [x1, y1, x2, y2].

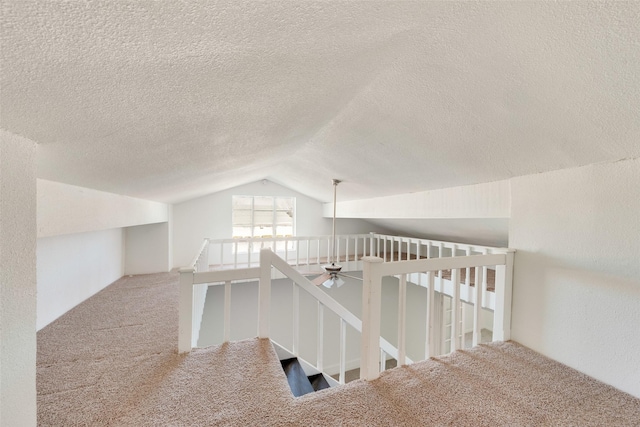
[[300, 267, 325, 276], [312, 273, 331, 286], [338, 272, 362, 281]]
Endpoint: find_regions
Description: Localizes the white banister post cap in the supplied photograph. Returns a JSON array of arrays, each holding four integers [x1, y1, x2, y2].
[[362, 256, 384, 263], [179, 267, 195, 274]]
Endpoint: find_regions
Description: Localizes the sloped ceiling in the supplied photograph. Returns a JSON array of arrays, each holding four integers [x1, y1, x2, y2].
[[1, 1, 639, 204]]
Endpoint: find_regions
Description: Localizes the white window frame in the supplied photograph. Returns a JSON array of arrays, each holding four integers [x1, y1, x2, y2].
[[232, 195, 296, 253]]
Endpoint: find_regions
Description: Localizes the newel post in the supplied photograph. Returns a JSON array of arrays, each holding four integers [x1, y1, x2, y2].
[[178, 267, 195, 353], [360, 256, 384, 380], [258, 248, 272, 338], [493, 249, 515, 341]]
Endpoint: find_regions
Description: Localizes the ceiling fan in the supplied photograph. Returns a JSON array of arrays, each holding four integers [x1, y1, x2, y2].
[[311, 179, 361, 288]]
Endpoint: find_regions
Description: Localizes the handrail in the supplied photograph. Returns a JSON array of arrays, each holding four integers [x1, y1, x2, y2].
[[204, 233, 508, 270], [375, 253, 507, 277], [206, 234, 371, 243], [193, 267, 261, 285], [369, 233, 508, 254], [269, 253, 362, 329], [206, 233, 507, 252], [359, 248, 514, 380], [180, 233, 514, 384], [179, 249, 409, 367], [268, 251, 408, 365], [189, 238, 210, 270], [203, 233, 374, 273], [204, 233, 508, 262], [178, 248, 410, 383], [181, 238, 211, 349], [201, 233, 503, 307]]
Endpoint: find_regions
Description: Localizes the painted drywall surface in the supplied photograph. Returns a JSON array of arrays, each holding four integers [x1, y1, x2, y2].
[[329, 180, 510, 247], [37, 228, 124, 330], [328, 180, 510, 219], [36, 180, 169, 330], [0, 131, 37, 426], [510, 158, 640, 397], [124, 222, 170, 275], [37, 179, 170, 238], [172, 180, 377, 268]]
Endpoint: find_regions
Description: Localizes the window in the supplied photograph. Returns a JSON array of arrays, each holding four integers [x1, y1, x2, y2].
[[232, 195, 295, 239]]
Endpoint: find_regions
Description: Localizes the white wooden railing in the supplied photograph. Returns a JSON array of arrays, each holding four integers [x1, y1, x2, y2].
[[203, 233, 376, 272], [359, 249, 514, 380], [179, 233, 514, 382], [204, 233, 506, 264], [203, 233, 504, 310], [178, 239, 210, 348], [179, 248, 405, 384]]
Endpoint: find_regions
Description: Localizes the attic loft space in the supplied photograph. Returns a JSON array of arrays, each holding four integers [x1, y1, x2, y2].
[[4, 3, 640, 423]]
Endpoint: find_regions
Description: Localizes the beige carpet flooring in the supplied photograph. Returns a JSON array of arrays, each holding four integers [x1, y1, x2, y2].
[[38, 272, 640, 426]]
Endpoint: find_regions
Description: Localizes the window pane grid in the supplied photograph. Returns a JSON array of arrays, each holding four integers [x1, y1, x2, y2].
[[232, 195, 295, 240]]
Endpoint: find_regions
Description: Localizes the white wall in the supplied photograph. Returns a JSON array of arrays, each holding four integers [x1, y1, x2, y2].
[[124, 222, 171, 275], [331, 180, 510, 247], [173, 180, 378, 268], [0, 130, 37, 426], [330, 180, 510, 219], [36, 180, 172, 330], [510, 158, 640, 398], [37, 179, 170, 238], [37, 228, 124, 330], [364, 218, 509, 248]]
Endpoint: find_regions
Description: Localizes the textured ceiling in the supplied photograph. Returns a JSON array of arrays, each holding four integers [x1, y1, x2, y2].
[[2, 1, 639, 204]]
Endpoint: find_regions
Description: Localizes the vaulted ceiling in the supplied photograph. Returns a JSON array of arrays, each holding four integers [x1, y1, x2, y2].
[[2, 1, 639, 204]]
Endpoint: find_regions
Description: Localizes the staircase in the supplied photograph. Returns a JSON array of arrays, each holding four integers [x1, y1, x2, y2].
[[280, 358, 331, 397], [272, 341, 338, 397]]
